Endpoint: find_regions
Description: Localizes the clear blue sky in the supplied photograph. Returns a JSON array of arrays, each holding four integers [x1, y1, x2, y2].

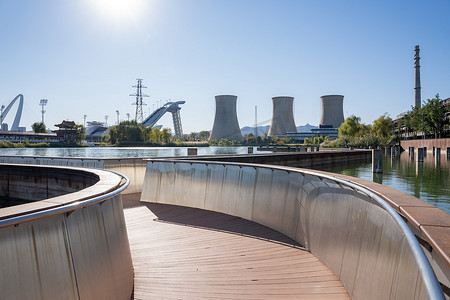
[[0, 0, 449, 133]]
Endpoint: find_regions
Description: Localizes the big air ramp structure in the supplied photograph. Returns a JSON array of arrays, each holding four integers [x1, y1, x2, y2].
[[319, 95, 344, 128], [210, 95, 243, 141], [268, 96, 297, 136]]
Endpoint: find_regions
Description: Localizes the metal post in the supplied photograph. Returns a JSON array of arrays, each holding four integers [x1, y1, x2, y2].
[[372, 149, 383, 173], [187, 148, 197, 155]]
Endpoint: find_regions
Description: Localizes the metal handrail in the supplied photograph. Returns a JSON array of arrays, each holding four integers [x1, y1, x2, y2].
[[0, 169, 129, 229], [146, 158, 444, 299]]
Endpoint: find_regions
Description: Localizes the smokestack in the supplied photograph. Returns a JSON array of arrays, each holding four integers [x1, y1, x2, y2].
[[319, 95, 345, 128], [414, 45, 421, 108], [268, 96, 297, 136], [210, 95, 243, 141]]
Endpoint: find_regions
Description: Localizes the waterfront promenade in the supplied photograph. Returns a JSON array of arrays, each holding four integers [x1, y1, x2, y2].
[[123, 193, 349, 299]]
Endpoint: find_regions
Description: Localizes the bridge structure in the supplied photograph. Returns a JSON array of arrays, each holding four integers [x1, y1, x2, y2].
[[142, 101, 185, 139], [0, 151, 448, 299], [0, 94, 24, 131]]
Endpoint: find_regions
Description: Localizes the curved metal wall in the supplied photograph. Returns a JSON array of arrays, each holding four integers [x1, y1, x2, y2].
[[141, 160, 443, 300], [0, 156, 147, 194], [0, 166, 134, 300]]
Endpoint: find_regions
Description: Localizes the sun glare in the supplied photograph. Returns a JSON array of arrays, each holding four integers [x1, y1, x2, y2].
[[90, 0, 146, 22]]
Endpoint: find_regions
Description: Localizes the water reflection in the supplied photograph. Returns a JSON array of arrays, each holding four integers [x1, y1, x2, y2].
[[318, 151, 450, 214]]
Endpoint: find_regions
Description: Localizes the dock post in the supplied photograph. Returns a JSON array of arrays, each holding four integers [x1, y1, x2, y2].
[[372, 149, 383, 173], [436, 148, 441, 161], [417, 148, 424, 162]]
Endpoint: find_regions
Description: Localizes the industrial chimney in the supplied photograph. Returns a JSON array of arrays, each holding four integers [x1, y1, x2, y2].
[[268, 96, 297, 136], [319, 95, 345, 128], [414, 45, 421, 108], [210, 95, 243, 141]]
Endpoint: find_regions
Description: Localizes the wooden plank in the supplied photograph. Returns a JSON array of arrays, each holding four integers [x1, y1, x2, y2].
[[124, 197, 349, 299]]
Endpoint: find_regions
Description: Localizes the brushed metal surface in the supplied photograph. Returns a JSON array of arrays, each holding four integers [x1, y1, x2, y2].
[[0, 165, 133, 300], [141, 159, 444, 299], [66, 196, 133, 300], [0, 214, 78, 300]]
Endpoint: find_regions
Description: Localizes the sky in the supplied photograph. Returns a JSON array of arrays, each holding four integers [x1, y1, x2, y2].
[[0, 0, 449, 134]]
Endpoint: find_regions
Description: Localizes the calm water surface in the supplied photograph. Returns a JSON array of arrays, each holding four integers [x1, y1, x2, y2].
[[318, 151, 450, 214], [0, 146, 263, 158]]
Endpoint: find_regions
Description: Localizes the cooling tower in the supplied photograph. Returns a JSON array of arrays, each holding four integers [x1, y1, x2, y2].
[[268, 96, 297, 136], [319, 95, 345, 128], [210, 95, 243, 141]]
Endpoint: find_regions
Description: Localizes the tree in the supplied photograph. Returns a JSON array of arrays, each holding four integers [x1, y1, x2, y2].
[[371, 114, 394, 138], [338, 115, 363, 137], [161, 128, 172, 143], [108, 121, 143, 144], [32, 122, 47, 133], [73, 124, 86, 143], [423, 94, 446, 138], [198, 131, 210, 140]]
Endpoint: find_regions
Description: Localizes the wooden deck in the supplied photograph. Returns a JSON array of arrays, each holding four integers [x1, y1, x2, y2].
[[123, 194, 349, 299]]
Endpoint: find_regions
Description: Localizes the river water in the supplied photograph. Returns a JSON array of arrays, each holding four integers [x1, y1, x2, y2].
[[1, 147, 448, 213], [318, 151, 450, 214], [0, 146, 262, 158]]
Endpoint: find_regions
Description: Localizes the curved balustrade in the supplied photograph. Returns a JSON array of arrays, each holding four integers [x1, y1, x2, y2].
[[141, 159, 444, 300], [0, 164, 133, 300]]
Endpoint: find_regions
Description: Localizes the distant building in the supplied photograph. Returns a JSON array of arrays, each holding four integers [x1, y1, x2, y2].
[[0, 131, 59, 143], [86, 121, 108, 143], [285, 125, 339, 142], [54, 120, 78, 142]]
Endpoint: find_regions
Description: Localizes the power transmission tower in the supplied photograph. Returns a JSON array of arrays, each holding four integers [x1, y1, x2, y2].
[[130, 79, 148, 123], [40, 99, 48, 124]]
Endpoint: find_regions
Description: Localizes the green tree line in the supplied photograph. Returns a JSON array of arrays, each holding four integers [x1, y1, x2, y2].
[[396, 94, 450, 139], [103, 121, 172, 145]]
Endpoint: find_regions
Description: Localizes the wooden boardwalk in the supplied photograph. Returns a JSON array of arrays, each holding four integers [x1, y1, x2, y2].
[[123, 194, 349, 300]]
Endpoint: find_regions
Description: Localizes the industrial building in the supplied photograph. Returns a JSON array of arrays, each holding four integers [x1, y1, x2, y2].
[[210, 95, 243, 141], [268, 96, 297, 137], [319, 95, 345, 129]]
